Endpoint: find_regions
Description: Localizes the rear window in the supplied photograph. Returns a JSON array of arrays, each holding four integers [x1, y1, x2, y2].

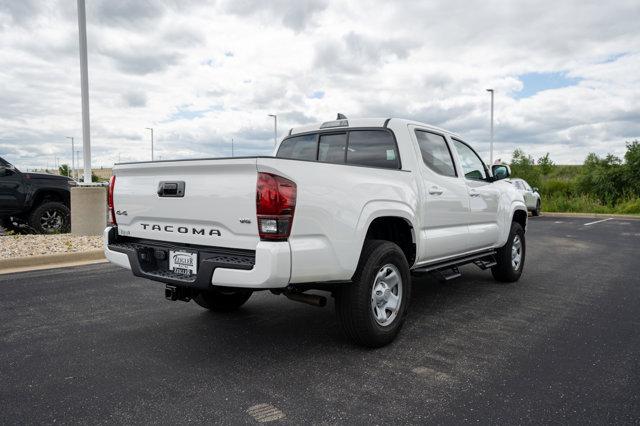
[[276, 129, 400, 170], [318, 133, 347, 164], [346, 131, 399, 169], [276, 134, 316, 160]]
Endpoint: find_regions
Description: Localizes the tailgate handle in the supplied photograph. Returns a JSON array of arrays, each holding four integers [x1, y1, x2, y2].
[[157, 181, 185, 197]]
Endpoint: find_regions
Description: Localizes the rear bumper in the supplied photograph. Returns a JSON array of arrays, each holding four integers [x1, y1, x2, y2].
[[103, 227, 291, 289]]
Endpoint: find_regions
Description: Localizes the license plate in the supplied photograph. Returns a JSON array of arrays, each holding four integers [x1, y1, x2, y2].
[[169, 251, 198, 276]]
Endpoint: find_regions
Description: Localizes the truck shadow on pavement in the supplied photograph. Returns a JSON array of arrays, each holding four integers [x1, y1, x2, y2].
[[146, 266, 515, 358]]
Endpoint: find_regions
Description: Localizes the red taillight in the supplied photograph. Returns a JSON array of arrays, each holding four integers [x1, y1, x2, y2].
[[108, 175, 117, 226], [256, 172, 296, 241]]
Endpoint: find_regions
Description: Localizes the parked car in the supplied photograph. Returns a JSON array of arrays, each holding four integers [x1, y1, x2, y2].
[[510, 178, 541, 216], [104, 117, 528, 347], [0, 157, 74, 233]]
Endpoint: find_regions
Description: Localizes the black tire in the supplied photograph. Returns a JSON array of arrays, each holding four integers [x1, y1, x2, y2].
[[193, 287, 253, 312], [491, 222, 525, 282], [335, 240, 412, 348], [28, 202, 70, 234], [532, 200, 541, 216]]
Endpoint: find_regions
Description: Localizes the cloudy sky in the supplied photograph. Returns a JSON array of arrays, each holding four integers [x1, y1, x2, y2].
[[1, 0, 639, 170]]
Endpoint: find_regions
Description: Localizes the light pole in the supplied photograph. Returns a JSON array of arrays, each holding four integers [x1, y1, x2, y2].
[[66, 137, 75, 179], [76, 0, 92, 184], [268, 114, 277, 147], [231, 138, 234, 157], [486, 88, 494, 164], [146, 127, 154, 161]]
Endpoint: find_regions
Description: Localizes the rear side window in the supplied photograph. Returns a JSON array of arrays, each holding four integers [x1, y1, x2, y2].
[[318, 133, 347, 164], [415, 131, 456, 177], [346, 130, 399, 169], [276, 134, 316, 160]]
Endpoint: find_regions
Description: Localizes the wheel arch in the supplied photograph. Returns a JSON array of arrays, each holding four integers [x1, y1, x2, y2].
[[29, 189, 70, 211], [354, 201, 418, 269]]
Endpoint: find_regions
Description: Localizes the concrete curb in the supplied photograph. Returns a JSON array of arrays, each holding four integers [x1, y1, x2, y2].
[[0, 249, 106, 275], [539, 212, 640, 220]]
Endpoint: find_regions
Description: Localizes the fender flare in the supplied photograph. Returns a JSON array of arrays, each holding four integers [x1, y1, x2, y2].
[[497, 201, 528, 247], [349, 200, 418, 270]]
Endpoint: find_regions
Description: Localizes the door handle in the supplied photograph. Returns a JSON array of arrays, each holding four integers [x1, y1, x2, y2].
[[469, 189, 480, 197], [428, 186, 444, 195]]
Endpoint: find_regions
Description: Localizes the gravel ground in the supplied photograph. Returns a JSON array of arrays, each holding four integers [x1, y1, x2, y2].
[[0, 234, 102, 259]]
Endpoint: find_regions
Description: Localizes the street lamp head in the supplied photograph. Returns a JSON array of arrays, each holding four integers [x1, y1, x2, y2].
[[486, 88, 494, 93], [268, 114, 276, 118]]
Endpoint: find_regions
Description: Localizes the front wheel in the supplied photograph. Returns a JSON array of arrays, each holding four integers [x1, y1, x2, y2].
[[193, 287, 253, 312], [491, 222, 525, 282], [532, 200, 541, 216], [28, 202, 70, 234], [335, 240, 411, 348]]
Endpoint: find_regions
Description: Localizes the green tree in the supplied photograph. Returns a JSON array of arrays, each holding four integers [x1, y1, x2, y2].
[[510, 148, 540, 187], [58, 164, 71, 177], [623, 140, 640, 196], [577, 153, 625, 205], [537, 153, 554, 176]]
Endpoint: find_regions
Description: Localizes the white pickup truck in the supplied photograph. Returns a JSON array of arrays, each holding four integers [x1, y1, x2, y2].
[[105, 117, 527, 347]]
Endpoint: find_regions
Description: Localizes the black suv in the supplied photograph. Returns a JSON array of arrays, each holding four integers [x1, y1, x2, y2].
[[0, 156, 74, 233]]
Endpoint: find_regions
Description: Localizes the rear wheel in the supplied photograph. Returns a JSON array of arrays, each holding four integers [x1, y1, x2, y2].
[[193, 287, 253, 312], [29, 202, 70, 234], [492, 222, 525, 282], [532, 200, 541, 216], [335, 240, 411, 348]]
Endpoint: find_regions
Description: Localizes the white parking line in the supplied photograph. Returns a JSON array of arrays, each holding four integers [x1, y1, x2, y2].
[[584, 218, 613, 226]]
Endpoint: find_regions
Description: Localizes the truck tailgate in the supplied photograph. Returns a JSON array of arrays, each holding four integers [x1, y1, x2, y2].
[[112, 158, 259, 250]]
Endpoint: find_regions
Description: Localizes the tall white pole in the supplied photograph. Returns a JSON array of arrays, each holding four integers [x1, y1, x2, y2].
[[77, 0, 92, 184], [486, 89, 494, 164], [146, 127, 154, 160]]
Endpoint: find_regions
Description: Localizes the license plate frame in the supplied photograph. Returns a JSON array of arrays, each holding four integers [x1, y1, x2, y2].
[[168, 250, 198, 277]]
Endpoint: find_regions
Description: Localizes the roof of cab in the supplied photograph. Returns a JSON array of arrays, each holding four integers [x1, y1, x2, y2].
[[289, 117, 462, 139]]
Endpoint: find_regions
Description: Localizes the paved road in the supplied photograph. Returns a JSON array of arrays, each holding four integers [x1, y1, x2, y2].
[[1, 217, 639, 424]]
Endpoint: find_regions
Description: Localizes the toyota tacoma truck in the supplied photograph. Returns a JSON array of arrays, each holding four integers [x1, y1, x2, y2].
[[0, 157, 74, 234], [104, 117, 527, 347]]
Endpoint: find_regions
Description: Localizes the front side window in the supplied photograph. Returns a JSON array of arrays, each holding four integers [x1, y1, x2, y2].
[[415, 130, 456, 177], [346, 130, 399, 169], [318, 133, 347, 164], [452, 139, 487, 180], [276, 134, 316, 161]]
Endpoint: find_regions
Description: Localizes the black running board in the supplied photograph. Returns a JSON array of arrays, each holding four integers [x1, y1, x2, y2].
[[412, 250, 497, 281]]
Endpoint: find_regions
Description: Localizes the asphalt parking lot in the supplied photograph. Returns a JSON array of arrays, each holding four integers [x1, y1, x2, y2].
[[1, 216, 639, 424]]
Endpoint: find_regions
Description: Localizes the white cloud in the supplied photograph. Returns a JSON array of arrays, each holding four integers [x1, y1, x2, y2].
[[0, 0, 639, 170]]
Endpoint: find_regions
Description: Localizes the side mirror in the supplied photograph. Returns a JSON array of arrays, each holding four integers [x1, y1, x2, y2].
[[533, 187, 539, 192], [491, 164, 510, 181]]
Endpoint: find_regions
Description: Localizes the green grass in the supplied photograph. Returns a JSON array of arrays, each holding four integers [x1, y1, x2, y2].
[[542, 194, 640, 215]]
